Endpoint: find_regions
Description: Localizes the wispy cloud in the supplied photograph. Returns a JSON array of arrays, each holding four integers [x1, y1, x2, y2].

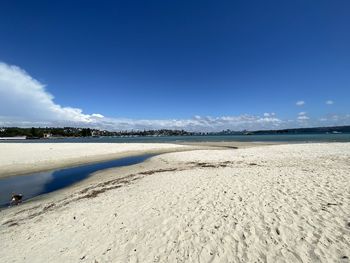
[[79, 114, 284, 132], [296, 100, 305, 106], [297, 112, 310, 121], [263, 112, 275, 117], [325, 100, 334, 105]]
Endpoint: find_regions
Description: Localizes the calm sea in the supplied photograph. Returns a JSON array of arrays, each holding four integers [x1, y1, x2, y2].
[[1, 133, 350, 143]]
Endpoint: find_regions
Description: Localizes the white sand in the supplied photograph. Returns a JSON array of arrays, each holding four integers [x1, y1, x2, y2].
[[0, 143, 350, 262], [0, 143, 191, 178]]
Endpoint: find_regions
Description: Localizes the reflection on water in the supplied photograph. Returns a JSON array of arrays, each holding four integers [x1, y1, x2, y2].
[[0, 171, 55, 206], [0, 154, 154, 207]]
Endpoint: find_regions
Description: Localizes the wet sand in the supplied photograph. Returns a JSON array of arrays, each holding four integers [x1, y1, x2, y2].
[[1, 143, 349, 262], [0, 141, 277, 178], [0, 143, 193, 178]]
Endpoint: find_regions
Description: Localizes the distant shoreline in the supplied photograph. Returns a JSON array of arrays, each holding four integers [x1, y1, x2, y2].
[[1, 133, 350, 145], [1, 125, 350, 140]]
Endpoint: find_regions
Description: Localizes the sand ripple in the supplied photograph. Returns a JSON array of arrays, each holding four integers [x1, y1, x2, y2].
[[1, 143, 349, 262]]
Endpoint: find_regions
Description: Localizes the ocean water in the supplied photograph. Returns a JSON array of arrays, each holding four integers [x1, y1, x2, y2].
[[1, 133, 350, 143]]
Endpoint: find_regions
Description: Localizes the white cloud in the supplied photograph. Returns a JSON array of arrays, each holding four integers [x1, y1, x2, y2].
[[0, 62, 286, 131], [94, 114, 284, 132], [316, 114, 350, 126], [296, 100, 305, 106], [297, 115, 310, 121], [263, 112, 275, 117], [325, 100, 334, 105], [0, 62, 100, 125], [91, 113, 104, 118], [0, 62, 349, 131], [297, 111, 309, 121]]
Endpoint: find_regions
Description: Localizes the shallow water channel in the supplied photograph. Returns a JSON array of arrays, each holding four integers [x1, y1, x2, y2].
[[0, 154, 155, 207]]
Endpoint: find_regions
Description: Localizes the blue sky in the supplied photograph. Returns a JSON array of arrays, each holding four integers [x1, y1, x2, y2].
[[0, 0, 349, 131]]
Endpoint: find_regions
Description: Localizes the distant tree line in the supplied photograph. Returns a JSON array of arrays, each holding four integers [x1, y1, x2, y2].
[[1, 125, 349, 139], [0, 127, 93, 138], [109, 129, 196, 137], [212, 125, 350, 135], [0, 127, 196, 138]]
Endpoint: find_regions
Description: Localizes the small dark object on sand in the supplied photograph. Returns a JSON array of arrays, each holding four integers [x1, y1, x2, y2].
[[10, 193, 23, 206]]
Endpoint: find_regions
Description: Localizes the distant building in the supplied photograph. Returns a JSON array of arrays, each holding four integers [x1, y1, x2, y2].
[[43, 133, 52, 138], [91, 130, 100, 137]]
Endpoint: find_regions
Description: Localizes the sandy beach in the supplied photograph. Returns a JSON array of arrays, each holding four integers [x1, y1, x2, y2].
[[0, 143, 195, 178], [0, 142, 277, 178], [0, 143, 350, 262]]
